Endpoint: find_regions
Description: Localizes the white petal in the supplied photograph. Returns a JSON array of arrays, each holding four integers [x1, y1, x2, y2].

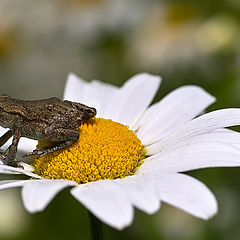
[[184, 128, 240, 146], [63, 73, 91, 103], [115, 175, 160, 214], [112, 73, 161, 128], [0, 126, 6, 135], [71, 179, 133, 230], [86, 80, 120, 119], [138, 142, 240, 174], [147, 128, 240, 156], [18, 138, 37, 153], [22, 179, 75, 213], [147, 108, 240, 155], [151, 173, 218, 219], [136, 86, 215, 145], [184, 108, 240, 136], [0, 180, 32, 190], [63, 73, 119, 118]]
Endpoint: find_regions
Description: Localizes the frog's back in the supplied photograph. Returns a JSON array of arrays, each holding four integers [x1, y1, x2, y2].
[[0, 95, 67, 122]]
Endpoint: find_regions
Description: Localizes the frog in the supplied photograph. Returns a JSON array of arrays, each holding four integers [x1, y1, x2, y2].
[[0, 94, 96, 167]]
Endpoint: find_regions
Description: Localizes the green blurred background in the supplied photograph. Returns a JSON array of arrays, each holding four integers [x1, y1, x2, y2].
[[0, 0, 240, 239]]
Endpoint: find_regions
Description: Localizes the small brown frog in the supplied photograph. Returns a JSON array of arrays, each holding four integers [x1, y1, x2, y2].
[[0, 94, 96, 167]]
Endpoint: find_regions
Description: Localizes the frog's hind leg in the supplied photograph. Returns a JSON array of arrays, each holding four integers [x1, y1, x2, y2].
[[0, 130, 12, 148], [23, 139, 77, 158], [1, 129, 21, 167]]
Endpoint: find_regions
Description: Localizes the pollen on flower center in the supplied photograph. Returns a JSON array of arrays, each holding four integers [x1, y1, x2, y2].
[[33, 118, 145, 184]]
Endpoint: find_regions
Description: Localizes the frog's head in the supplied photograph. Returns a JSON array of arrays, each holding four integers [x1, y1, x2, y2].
[[75, 103, 97, 120]]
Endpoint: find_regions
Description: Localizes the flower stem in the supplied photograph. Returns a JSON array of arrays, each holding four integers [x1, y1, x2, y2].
[[88, 211, 103, 240]]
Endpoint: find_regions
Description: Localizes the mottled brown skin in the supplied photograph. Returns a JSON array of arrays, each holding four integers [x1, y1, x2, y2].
[[0, 94, 96, 167]]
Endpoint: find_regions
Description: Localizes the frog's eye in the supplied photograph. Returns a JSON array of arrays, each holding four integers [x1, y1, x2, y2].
[[86, 109, 93, 114]]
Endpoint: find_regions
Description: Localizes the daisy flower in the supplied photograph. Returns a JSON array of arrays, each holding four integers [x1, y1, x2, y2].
[[1, 73, 240, 230]]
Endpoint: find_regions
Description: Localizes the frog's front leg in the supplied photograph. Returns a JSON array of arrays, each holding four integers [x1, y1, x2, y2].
[[23, 129, 79, 158], [1, 129, 21, 167]]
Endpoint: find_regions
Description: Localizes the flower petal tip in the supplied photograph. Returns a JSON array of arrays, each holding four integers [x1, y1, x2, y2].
[[133, 72, 162, 85], [203, 199, 218, 220]]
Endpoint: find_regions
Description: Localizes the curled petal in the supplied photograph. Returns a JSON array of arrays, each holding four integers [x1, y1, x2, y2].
[[0, 161, 41, 178]]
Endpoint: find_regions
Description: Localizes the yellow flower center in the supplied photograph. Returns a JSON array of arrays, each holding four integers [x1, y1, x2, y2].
[[33, 118, 145, 184]]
